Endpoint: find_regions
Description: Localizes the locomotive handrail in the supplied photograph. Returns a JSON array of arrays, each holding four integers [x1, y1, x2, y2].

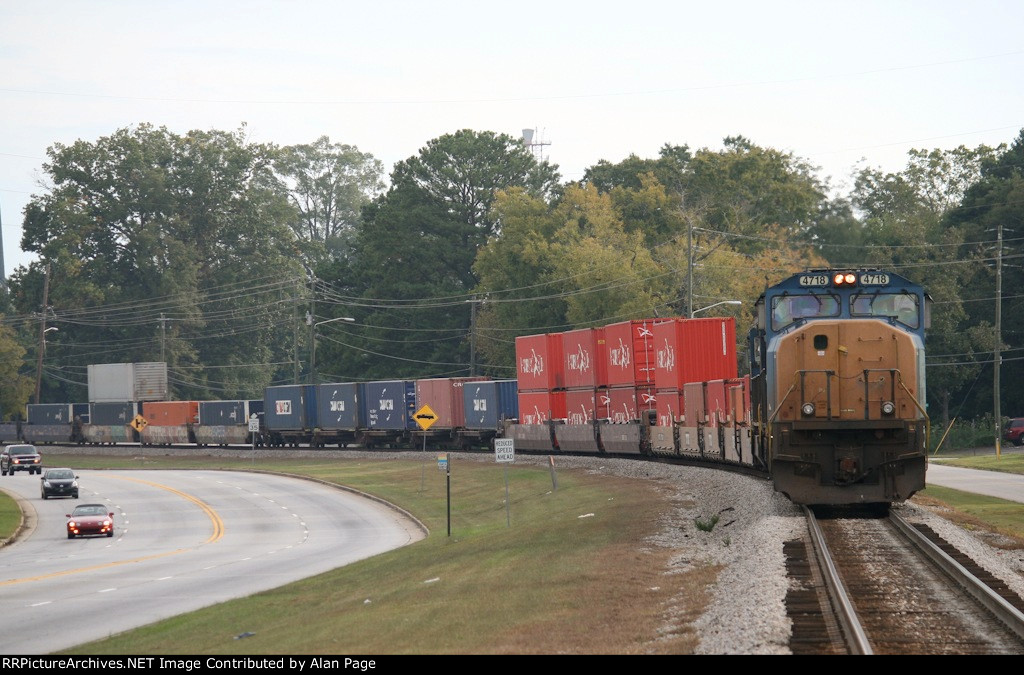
[[765, 379, 799, 459], [894, 371, 931, 449]]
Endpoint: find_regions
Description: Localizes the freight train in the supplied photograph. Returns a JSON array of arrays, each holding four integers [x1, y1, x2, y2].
[[0, 269, 930, 507]]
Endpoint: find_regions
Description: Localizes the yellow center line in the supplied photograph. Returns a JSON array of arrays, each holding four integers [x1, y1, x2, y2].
[[1, 474, 225, 587], [108, 474, 225, 544]]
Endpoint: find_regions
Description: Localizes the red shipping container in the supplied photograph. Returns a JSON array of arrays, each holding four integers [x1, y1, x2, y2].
[[603, 319, 657, 387], [655, 389, 684, 427], [704, 380, 729, 425], [606, 386, 638, 423], [727, 376, 751, 425], [142, 401, 199, 426], [518, 390, 566, 425], [653, 318, 737, 390], [683, 382, 706, 425], [415, 377, 488, 429], [515, 333, 564, 391], [565, 388, 598, 425], [562, 327, 608, 389]]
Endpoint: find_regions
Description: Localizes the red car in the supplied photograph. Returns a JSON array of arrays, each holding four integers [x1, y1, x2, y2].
[[66, 503, 115, 539], [1005, 418, 1024, 446]]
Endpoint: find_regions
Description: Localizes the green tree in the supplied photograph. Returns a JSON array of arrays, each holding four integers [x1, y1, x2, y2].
[[274, 136, 384, 269], [9, 124, 305, 400], [0, 321, 33, 419], [325, 129, 561, 379], [848, 143, 1001, 424], [943, 133, 1024, 421]]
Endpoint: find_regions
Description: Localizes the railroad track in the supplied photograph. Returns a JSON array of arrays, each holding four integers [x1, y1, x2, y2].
[[787, 506, 1024, 655]]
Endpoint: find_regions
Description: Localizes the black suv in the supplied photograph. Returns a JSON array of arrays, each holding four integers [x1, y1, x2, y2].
[[41, 467, 79, 499], [1, 444, 42, 475]]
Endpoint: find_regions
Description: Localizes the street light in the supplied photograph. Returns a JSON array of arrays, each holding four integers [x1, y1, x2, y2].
[[691, 300, 741, 317], [310, 316, 355, 384], [35, 326, 58, 404]]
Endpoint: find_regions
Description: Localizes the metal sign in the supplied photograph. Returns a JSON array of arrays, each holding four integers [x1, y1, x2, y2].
[[437, 454, 448, 472], [248, 414, 260, 433], [495, 438, 515, 463], [415, 404, 438, 431], [130, 414, 148, 432]]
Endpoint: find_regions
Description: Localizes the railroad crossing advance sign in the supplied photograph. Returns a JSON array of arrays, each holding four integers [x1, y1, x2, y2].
[[130, 414, 148, 432], [495, 438, 515, 463], [414, 404, 438, 431]]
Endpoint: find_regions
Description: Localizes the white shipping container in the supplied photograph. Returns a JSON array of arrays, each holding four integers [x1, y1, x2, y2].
[[133, 362, 168, 401], [88, 362, 168, 402]]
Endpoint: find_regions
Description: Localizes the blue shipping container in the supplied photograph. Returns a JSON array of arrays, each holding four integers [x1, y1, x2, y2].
[[363, 380, 416, 430], [316, 383, 362, 430], [264, 385, 316, 431], [462, 380, 519, 430], [72, 402, 90, 424], [27, 403, 73, 425], [90, 402, 138, 426], [199, 400, 249, 426]]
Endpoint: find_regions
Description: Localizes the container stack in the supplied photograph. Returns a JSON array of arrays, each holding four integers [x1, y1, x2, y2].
[[561, 327, 607, 426], [514, 333, 565, 425], [602, 319, 658, 423], [653, 317, 738, 455]]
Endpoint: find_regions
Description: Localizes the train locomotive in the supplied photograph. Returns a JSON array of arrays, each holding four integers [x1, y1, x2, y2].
[[0, 269, 930, 508], [748, 269, 930, 505]]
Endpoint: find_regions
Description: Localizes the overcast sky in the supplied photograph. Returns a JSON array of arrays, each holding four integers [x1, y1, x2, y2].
[[2, 1, 1022, 279]]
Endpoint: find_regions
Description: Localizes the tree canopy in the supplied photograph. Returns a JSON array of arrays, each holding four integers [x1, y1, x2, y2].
[[4, 122, 1023, 430]]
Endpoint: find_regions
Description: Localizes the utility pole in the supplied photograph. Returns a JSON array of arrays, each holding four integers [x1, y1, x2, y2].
[[686, 205, 695, 318], [994, 222, 1003, 456], [307, 274, 316, 384], [159, 313, 168, 363], [469, 295, 477, 376], [293, 278, 301, 384], [34, 263, 51, 405]]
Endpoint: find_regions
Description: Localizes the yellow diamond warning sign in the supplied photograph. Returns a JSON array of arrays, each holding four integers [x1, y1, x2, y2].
[[130, 414, 148, 432], [414, 404, 438, 431]]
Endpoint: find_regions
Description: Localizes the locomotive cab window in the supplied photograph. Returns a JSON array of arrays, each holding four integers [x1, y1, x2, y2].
[[770, 294, 839, 331], [851, 291, 919, 329]]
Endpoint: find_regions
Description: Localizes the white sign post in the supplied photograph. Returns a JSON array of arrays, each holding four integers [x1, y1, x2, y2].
[[248, 414, 260, 463], [495, 438, 515, 527], [495, 438, 515, 464]]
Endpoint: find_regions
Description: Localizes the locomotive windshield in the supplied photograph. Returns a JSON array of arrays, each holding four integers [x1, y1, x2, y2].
[[850, 291, 919, 328], [771, 294, 840, 330]]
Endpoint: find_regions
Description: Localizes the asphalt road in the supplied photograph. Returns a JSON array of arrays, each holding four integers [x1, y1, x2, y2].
[[0, 469, 425, 654], [927, 454, 1024, 504]]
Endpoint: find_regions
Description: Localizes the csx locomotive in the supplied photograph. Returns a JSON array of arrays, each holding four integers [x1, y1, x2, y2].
[[748, 269, 930, 505]]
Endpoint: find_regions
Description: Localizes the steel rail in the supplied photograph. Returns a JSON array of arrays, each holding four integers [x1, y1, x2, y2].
[[889, 511, 1024, 641], [803, 506, 874, 655]]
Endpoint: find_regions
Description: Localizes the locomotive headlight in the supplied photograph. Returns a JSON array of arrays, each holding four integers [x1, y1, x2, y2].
[[881, 401, 896, 415], [801, 402, 815, 416]]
